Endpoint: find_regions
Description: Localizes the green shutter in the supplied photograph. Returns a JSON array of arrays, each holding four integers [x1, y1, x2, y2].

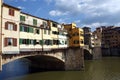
[[20, 25, 23, 31], [20, 15, 25, 21], [30, 27, 34, 33], [19, 39, 22, 44], [40, 40, 43, 45], [26, 39, 29, 44], [33, 19, 37, 25], [20, 15, 22, 21]]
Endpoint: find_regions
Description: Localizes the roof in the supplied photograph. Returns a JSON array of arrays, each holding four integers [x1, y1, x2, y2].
[[21, 12, 48, 21], [3, 3, 21, 10]]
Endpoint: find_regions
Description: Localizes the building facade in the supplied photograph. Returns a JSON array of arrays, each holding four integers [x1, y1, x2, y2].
[[2, 3, 20, 54], [102, 26, 120, 48], [58, 24, 68, 48], [93, 27, 102, 47], [0, 0, 2, 54], [64, 23, 84, 47], [83, 27, 94, 47]]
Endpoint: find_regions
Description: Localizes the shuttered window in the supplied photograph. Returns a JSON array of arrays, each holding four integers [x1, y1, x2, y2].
[[5, 22, 17, 31], [33, 19, 37, 25], [20, 15, 25, 21], [4, 38, 17, 47], [40, 40, 44, 45], [9, 8, 14, 16], [29, 27, 34, 33]]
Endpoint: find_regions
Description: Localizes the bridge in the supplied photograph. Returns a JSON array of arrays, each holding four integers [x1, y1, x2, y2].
[[0, 47, 84, 71], [83, 45, 102, 60]]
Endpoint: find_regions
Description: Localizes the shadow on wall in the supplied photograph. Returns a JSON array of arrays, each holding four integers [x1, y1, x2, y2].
[[26, 55, 65, 72], [84, 49, 93, 60]]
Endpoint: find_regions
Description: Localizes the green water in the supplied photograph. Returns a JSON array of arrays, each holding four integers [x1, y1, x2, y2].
[[3, 57, 120, 80]]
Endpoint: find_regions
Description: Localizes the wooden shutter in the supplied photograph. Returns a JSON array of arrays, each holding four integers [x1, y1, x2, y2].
[[4, 38, 8, 47], [14, 24, 17, 31], [5, 22, 8, 30], [13, 38, 17, 46], [9, 9, 11, 15]]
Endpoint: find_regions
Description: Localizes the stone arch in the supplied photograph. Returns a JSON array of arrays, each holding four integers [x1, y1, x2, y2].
[[2, 54, 65, 71], [2, 52, 65, 65], [84, 49, 93, 60], [26, 55, 65, 71]]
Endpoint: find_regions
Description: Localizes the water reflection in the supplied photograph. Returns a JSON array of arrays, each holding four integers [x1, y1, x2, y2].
[[0, 57, 120, 80]]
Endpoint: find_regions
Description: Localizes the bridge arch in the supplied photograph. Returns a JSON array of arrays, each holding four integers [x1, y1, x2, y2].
[[2, 53, 65, 71], [84, 49, 93, 60], [2, 51, 65, 65]]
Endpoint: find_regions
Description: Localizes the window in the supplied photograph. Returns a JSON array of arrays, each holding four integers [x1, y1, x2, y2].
[[43, 22, 47, 28], [4, 38, 17, 46], [9, 8, 14, 16], [33, 19, 37, 25], [8, 23, 13, 30], [29, 27, 34, 33], [8, 38, 13, 46], [20, 25, 29, 32], [20, 15, 25, 21], [5, 22, 17, 31], [73, 40, 79, 44], [53, 40, 59, 45], [35, 29, 39, 34], [44, 39, 52, 45], [52, 23, 57, 27], [40, 40, 44, 45], [29, 39, 34, 44]]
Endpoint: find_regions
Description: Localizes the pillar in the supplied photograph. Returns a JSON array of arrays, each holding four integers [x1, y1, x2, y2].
[[93, 47, 102, 59], [65, 47, 84, 70]]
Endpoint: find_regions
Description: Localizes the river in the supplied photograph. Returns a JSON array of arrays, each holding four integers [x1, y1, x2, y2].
[[0, 57, 120, 80]]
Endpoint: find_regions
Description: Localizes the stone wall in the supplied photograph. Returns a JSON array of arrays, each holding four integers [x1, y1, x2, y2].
[[102, 48, 120, 56], [92, 47, 102, 59], [65, 47, 84, 70]]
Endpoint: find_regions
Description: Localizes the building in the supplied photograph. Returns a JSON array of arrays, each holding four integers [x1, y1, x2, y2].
[[83, 27, 94, 47], [2, 3, 20, 54], [64, 23, 84, 47], [72, 27, 84, 47], [58, 24, 68, 48], [19, 12, 48, 52], [64, 23, 76, 47], [93, 27, 102, 47], [0, 0, 2, 54], [102, 26, 120, 48]]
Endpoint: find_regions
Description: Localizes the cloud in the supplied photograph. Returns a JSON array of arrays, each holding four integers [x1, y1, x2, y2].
[[17, 6, 25, 9], [48, 0, 120, 29], [49, 10, 68, 16]]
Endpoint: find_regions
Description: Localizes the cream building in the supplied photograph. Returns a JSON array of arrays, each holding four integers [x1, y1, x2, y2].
[[42, 20, 52, 51], [2, 3, 20, 54], [0, 0, 2, 54], [20, 12, 45, 52], [58, 24, 68, 48], [50, 21, 59, 49]]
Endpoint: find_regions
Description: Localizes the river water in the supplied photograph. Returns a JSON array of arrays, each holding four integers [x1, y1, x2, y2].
[[0, 57, 120, 80]]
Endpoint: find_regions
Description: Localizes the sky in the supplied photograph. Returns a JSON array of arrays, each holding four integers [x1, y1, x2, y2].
[[3, 0, 120, 31]]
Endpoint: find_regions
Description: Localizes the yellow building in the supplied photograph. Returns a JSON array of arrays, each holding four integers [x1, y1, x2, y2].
[[64, 23, 84, 47]]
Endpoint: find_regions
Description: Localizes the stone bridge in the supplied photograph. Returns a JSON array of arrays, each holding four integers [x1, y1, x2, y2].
[[0, 47, 84, 71], [83, 45, 102, 60]]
